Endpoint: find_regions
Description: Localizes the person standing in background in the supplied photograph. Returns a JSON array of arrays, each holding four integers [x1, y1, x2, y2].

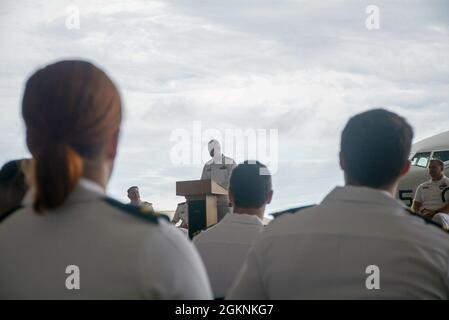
[[127, 186, 154, 212], [201, 140, 236, 221]]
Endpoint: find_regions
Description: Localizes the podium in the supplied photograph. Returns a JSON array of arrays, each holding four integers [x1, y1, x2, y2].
[[176, 179, 228, 238]]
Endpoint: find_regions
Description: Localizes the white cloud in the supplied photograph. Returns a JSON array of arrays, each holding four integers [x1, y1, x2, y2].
[[0, 0, 448, 214]]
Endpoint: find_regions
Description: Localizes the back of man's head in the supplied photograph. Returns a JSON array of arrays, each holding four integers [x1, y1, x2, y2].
[[0, 159, 29, 212], [340, 109, 413, 189], [229, 160, 272, 208], [127, 186, 138, 193]]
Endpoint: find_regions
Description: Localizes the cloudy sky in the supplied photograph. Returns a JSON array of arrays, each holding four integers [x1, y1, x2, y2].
[[0, 0, 448, 215]]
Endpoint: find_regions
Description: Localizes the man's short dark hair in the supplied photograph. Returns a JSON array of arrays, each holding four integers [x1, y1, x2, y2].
[[127, 186, 138, 193], [0, 159, 29, 212], [429, 159, 444, 169], [341, 109, 413, 188], [229, 160, 272, 208]]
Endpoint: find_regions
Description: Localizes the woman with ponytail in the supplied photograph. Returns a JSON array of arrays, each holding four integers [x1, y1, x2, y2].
[[0, 60, 212, 300]]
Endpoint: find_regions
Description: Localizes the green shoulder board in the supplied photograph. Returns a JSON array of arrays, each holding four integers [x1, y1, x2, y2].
[[0, 205, 23, 223], [271, 204, 316, 219], [103, 197, 159, 225]]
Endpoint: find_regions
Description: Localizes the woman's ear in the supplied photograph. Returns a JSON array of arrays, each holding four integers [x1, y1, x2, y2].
[[106, 129, 120, 160]]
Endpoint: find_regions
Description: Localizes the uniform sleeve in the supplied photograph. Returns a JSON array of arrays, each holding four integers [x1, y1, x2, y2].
[[201, 164, 209, 180], [414, 185, 423, 203], [225, 161, 237, 188], [143, 202, 154, 212], [172, 206, 180, 223], [139, 222, 213, 300], [226, 245, 267, 300]]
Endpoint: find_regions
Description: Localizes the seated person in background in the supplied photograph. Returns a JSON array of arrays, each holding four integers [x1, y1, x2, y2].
[[194, 160, 271, 299], [0, 60, 212, 299], [228, 109, 449, 299], [0, 159, 30, 215], [127, 186, 154, 212], [412, 159, 449, 229], [172, 202, 188, 229]]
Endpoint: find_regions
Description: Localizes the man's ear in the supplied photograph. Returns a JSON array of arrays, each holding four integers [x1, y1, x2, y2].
[[339, 151, 346, 171], [106, 129, 120, 160], [266, 190, 273, 204], [228, 190, 235, 206], [401, 160, 411, 177]]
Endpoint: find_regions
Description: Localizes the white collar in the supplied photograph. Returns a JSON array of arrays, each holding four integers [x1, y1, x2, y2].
[[221, 212, 264, 226], [207, 154, 225, 165], [78, 178, 105, 195]]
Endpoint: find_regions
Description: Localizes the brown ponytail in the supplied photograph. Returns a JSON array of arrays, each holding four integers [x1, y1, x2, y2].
[[22, 60, 121, 213], [31, 143, 83, 212]]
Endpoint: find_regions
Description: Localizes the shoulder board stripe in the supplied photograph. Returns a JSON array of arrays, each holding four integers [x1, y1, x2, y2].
[[0, 205, 23, 223], [103, 197, 159, 224], [271, 204, 316, 219]]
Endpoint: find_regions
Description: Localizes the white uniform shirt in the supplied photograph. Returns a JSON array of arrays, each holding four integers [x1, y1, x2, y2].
[[227, 186, 449, 299], [193, 213, 264, 298], [201, 154, 236, 189], [173, 202, 188, 226], [0, 178, 212, 299], [414, 176, 449, 210], [201, 155, 236, 220], [141, 201, 154, 212], [129, 200, 154, 213]]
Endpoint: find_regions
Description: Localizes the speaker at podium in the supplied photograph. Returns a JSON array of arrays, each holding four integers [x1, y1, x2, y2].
[[176, 179, 228, 238]]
